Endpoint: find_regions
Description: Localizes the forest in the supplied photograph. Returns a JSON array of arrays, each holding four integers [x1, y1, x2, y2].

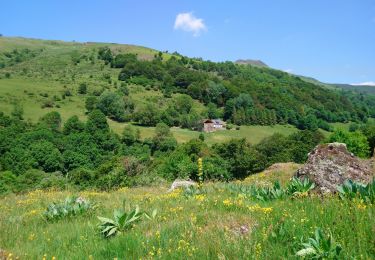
[[106, 48, 375, 130], [1, 108, 374, 194]]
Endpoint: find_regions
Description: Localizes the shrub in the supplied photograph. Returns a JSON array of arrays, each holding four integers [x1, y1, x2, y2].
[[122, 125, 140, 145], [202, 156, 231, 181], [78, 83, 88, 94], [85, 96, 98, 112], [63, 115, 85, 135], [39, 111, 62, 132], [63, 89, 72, 97], [68, 167, 94, 188], [11, 103, 24, 120], [119, 84, 129, 96], [30, 141, 63, 172], [38, 172, 67, 190], [329, 129, 370, 158], [96, 92, 126, 122], [41, 100, 54, 108], [0, 171, 18, 194], [16, 169, 50, 191]]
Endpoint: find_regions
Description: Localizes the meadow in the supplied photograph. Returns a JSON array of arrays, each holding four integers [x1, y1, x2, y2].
[[0, 168, 373, 259]]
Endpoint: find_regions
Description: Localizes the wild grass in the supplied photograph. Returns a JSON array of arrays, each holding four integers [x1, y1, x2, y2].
[[0, 179, 373, 259]]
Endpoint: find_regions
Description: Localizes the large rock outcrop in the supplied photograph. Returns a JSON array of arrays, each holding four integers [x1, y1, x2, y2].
[[295, 143, 374, 193]]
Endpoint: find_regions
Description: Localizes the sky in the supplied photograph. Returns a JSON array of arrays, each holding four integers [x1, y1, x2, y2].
[[1, 0, 375, 84]]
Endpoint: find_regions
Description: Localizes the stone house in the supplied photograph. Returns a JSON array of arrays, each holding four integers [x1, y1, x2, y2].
[[203, 119, 226, 132]]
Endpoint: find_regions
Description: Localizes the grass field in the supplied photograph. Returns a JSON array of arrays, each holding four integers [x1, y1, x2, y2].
[[109, 121, 299, 145], [0, 169, 373, 259]]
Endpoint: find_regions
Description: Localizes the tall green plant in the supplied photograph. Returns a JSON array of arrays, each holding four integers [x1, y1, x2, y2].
[[286, 177, 315, 196], [44, 196, 95, 221], [337, 179, 375, 204], [296, 228, 342, 259], [97, 206, 143, 238], [254, 181, 286, 201]]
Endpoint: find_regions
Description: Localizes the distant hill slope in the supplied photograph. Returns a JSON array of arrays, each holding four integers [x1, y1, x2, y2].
[[235, 59, 268, 67], [296, 75, 331, 88], [295, 73, 375, 95], [330, 84, 375, 95]]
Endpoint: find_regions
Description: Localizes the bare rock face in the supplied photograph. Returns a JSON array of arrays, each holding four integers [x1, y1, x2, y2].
[[296, 143, 374, 193]]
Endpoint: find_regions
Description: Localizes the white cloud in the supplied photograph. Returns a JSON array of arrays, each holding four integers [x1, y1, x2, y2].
[[351, 81, 375, 86], [174, 12, 206, 36]]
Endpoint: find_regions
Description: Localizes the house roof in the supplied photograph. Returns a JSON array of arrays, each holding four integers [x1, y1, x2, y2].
[[212, 119, 224, 124], [203, 119, 225, 124]]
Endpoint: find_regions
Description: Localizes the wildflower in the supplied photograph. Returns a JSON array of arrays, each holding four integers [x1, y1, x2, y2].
[[117, 187, 128, 193], [194, 194, 205, 202], [255, 243, 262, 258], [356, 202, 367, 210], [247, 204, 273, 214], [190, 213, 197, 223], [223, 199, 233, 206], [197, 157, 203, 184], [28, 233, 36, 241]]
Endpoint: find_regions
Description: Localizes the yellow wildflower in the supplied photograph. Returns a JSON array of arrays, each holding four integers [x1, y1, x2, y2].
[[194, 194, 205, 202], [223, 199, 233, 206]]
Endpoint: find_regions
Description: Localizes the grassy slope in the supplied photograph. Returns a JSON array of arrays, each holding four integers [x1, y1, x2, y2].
[[0, 178, 373, 259], [0, 37, 305, 144]]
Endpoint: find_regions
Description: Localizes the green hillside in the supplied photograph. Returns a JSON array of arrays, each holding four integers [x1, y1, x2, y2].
[[332, 83, 375, 95], [1, 36, 374, 135], [0, 37, 313, 145]]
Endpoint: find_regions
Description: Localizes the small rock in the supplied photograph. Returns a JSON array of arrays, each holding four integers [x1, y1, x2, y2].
[[231, 224, 251, 236], [168, 179, 197, 192]]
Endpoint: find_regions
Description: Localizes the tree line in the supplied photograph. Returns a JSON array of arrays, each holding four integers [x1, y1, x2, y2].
[[1, 109, 374, 194]]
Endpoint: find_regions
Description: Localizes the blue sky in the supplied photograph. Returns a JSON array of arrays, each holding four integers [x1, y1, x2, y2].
[[1, 0, 375, 84]]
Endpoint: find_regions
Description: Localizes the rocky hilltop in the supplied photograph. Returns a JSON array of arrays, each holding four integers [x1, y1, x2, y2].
[[235, 59, 268, 67]]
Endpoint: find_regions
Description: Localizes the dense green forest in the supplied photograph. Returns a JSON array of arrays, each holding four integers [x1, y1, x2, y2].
[[1, 109, 374, 194], [108, 48, 375, 130]]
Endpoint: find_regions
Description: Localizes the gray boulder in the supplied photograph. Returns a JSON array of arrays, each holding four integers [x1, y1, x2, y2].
[[167, 179, 197, 192], [295, 143, 374, 193]]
